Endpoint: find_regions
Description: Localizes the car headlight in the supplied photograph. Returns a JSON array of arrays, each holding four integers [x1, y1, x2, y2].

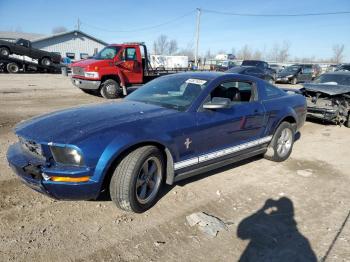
[[286, 75, 293, 78], [84, 72, 99, 78], [49, 145, 84, 166]]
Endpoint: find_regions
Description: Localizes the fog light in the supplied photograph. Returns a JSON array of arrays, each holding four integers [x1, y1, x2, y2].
[[50, 176, 90, 182]]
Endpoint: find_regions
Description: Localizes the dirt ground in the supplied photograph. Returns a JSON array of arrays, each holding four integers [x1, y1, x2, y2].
[[0, 74, 349, 262]]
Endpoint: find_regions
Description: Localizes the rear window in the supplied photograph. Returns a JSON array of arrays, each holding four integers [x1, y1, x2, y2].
[[264, 83, 285, 99]]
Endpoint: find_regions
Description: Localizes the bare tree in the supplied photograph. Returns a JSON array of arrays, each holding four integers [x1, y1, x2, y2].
[[168, 39, 178, 55], [152, 35, 169, 55], [52, 26, 68, 34], [277, 41, 290, 63], [332, 44, 345, 64], [204, 49, 213, 59], [177, 42, 194, 59], [237, 45, 252, 60], [252, 50, 263, 60]]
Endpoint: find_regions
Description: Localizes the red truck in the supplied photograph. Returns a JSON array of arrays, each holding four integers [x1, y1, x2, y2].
[[71, 42, 189, 99]]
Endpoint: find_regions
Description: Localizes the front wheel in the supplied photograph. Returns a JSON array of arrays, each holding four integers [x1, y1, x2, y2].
[[109, 146, 164, 213], [291, 77, 297, 85], [100, 79, 121, 99], [264, 122, 294, 162]]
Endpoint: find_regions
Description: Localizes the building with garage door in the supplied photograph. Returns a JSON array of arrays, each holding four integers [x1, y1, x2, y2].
[[31, 30, 108, 61], [0, 30, 108, 61]]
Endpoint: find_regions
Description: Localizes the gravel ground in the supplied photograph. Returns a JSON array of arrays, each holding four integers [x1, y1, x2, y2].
[[0, 74, 349, 262]]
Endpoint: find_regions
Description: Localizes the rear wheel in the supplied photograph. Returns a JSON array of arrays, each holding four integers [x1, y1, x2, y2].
[[0, 47, 10, 57], [6, 63, 19, 73], [100, 79, 122, 99], [264, 122, 294, 162], [41, 57, 52, 66], [109, 146, 164, 213]]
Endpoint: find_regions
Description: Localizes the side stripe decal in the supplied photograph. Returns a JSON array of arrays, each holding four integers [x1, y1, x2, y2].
[[174, 136, 272, 170]]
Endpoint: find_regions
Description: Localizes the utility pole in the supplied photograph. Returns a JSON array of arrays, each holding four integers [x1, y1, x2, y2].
[[194, 8, 201, 68], [77, 18, 81, 31]]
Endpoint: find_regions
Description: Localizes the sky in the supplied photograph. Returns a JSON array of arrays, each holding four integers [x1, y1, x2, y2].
[[0, 0, 350, 61]]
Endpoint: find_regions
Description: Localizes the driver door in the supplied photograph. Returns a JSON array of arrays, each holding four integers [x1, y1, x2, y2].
[[118, 47, 143, 83], [193, 80, 266, 157]]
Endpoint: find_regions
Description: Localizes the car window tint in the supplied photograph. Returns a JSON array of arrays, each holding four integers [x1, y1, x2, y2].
[[210, 81, 255, 103], [264, 83, 285, 99]]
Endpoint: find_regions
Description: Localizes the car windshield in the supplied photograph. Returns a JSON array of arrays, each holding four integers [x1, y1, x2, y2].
[[126, 75, 209, 111], [313, 74, 350, 85], [281, 66, 300, 73], [94, 46, 121, 60]]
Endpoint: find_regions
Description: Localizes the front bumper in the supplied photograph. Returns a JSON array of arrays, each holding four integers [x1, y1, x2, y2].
[[7, 143, 101, 200], [71, 77, 101, 90], [307, 106, 338, 121], [275, 77, 290, 83]]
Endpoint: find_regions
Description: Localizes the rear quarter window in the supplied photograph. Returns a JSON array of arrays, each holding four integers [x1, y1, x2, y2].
[[263, 83, 285, 99]]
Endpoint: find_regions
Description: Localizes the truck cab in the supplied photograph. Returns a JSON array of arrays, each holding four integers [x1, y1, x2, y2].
[[71, 43, 152, 98]]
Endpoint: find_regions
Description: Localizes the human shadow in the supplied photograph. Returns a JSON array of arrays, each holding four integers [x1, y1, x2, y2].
[[237, 197, 317, 262]]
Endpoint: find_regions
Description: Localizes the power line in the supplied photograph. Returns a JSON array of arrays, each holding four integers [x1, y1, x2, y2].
[[81, 10, 195, 33], [202, 9, 350, 17]]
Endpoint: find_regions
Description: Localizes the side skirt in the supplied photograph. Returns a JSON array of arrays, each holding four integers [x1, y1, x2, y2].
[[173, 147, 267, 183]]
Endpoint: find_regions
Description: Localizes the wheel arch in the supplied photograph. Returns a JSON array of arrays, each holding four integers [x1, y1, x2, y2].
[[275, 114, 297, 133], [100, 74, 121, 84], [99, 141, 175, 196]]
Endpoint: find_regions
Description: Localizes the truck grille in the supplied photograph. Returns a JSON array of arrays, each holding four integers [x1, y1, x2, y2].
[[72, 66, 85, 76]]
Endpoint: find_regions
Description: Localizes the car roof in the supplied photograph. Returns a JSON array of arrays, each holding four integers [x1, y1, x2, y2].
[[323, 71, 350, 76], [164, 71, 226, 80]]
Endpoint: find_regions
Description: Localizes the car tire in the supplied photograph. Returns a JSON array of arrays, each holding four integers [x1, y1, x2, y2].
[[264, 122, 294, 162], [344, 114, 350, 128], [100, 79, 122, 99], [41, 57, 52, 66], [6, 63, 19, 73], [0, 47, 10, 57], [291, 77, 297, 85], [109, 146, 165, 213]]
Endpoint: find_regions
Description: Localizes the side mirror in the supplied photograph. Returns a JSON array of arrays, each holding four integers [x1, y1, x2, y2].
[[203, 97, 231, 110]]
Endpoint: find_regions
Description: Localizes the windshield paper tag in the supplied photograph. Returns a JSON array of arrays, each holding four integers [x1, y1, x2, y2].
[[186, 79, 207, 85]]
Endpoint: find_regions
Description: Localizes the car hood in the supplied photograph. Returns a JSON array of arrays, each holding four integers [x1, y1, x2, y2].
[[71, 58, 112, 69], [302, 83, 350, 96], [15, 101, 177, 144]]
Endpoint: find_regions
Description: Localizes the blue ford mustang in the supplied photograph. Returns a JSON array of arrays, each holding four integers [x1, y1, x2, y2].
[[7, 72, 306, 212]]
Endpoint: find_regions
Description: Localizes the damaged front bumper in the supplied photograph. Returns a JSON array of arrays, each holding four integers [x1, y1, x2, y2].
[[7, 143, 101, 200]]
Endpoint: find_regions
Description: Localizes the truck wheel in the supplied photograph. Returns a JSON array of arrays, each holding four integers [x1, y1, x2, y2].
[[291, 77, 297, 85], [41, 58, 52, 66], [100, 79, 121, 99], [264, 122, 294, 162], [6, 63, 19, 73], [109, 146, 164, 213], [0, 47, 10, 57]]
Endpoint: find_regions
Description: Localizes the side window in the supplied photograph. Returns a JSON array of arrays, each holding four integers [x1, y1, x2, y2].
[[126, 48, 137, 61], [66, 52, 75, 59], [210, 81, 256, 103], [264, 83, 284, 99]]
